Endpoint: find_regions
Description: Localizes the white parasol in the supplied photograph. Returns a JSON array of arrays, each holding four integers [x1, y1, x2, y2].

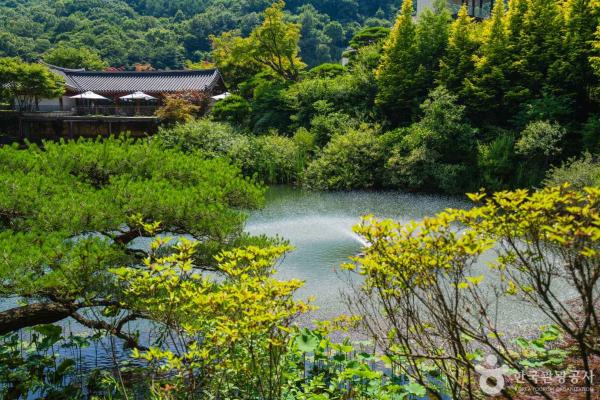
[[119, 91, 157, 101], [69, 91, 110, 100], [210, 92, 231, 101]]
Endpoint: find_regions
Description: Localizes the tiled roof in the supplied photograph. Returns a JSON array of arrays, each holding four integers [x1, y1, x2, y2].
[[43, 63, 224, 94]]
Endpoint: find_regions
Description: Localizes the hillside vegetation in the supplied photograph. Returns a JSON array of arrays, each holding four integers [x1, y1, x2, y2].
[[0, 0, 400, 68]]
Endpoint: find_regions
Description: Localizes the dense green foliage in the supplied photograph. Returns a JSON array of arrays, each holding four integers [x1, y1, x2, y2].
[[157, 119, 311, 184], [0, 137, 267, 341], [202, 0, 600, 193], [0, 0, 400, 69], [42, 45, 107, 70]]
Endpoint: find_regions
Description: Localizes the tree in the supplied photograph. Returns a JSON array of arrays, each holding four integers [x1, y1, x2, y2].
[[248, 0, 305, 80], [438, 6, 479, 99], [0, 58, 64, 111], [211, 31, 264, 87], [592, 25, 600, 81], [518, 0, 565, 98], [561, 0, 599, 111], [0, 138, 266, 341], [349, 26, 390, 49], [385, 86, 478, 193], [346, 186, 600, 400], [155, 91, 209, 123], [43, 45, 107, 70], [375, 0, 424, 124], [144, 27, 185, 69], [464, 0, 511, 123], [212, 1, 305, 83], [376, 0, 450, 125], [296, 4, 333, 67], [415, 0, 451, 93]]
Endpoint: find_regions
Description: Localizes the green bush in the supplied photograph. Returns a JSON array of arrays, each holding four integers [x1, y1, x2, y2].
[[384, 86, 477, 193], [544, 152, 600, 189], [157, 118, 242, 155], [477, 134, 517, 191], [512, 94, 574, 128], [515, 120, 567, 186], [310, 111, 361, 147], [516, 120, 566, 159], [286, 68, 378, 127], [304, 126, 385, 190], [249, 134, 306, 184], [582, 115, 600, 153], [157, 119, 306, 184], [211, 94, 252, 126], [306, 63, 347, 78]]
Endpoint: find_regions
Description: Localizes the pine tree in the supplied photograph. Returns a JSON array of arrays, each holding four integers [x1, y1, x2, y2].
[[376, 0, 451, 125], [592, 26, 600, 80], [375, 0, 424, 124], [518, 0, 565, 96], [438, 5, 479, 99], [416, 0, 451, 81], [502, 0, 531, 111], [506, 0, 528, 41], [562, 0, 599, 110], [463, 0, 510, 123]]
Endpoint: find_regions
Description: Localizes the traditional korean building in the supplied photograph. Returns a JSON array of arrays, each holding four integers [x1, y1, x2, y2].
[[10, 63, 228, 140], [36, 62, 227, 114]]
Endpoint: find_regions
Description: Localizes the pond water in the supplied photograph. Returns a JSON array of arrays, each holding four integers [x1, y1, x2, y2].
[[246, 186, 470, 322], [246, 186, 559, 331]]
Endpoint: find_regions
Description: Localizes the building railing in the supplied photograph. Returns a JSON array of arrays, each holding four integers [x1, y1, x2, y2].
[[21, 105, 160, 118]]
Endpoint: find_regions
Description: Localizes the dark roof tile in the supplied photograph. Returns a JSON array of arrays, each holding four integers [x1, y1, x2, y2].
[[43, 63, 224, 94]]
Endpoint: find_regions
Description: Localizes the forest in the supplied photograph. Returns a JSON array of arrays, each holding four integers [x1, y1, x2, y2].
[[0, 0, 400, 68], [163, 0, 600, 193]]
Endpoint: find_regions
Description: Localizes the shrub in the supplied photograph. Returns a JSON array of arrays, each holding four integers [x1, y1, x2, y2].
[[544, 152, 600, 189], [477, 134, 517, 191], [304, 126, 385, 190], [249, 134, 306, 184], [157, 120, 306, 184], [306, 63, 347, 78], [211, 94, 252, 125], [512, 94, 574, 128], [385, 86, 477, 193], [156, 118, 241, 155], [515, 120, 567, 185], [581, 114, 600, 153], [346, 186, 599, 399], [286, 68, 378, 127], [114, 238, 310, 399], [515, 120, 566, 159], [155, 95, 200, 123], [250, 78, 293, 133], [310, 111, 361, 147]]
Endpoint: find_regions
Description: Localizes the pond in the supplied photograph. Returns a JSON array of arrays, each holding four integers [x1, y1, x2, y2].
[[246, 186, 470, 322], [246, 186, 558, 331]]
